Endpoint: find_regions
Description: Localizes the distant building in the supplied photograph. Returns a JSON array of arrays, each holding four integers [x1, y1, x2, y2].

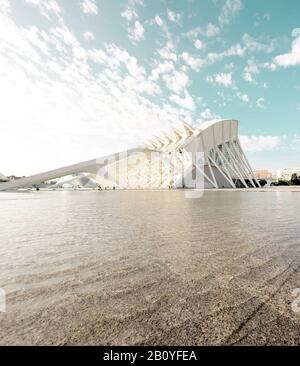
[[7, 175, 26, 181], [277, 168, 300, 182], [254, 170, 274, 180]]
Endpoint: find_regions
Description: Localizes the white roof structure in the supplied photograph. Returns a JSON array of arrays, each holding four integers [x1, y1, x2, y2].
[[0, 119, 260, 191], [0, 173, 8, 182]]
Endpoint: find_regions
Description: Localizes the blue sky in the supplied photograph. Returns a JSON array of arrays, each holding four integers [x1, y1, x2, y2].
[[0, 0, 299, 175]]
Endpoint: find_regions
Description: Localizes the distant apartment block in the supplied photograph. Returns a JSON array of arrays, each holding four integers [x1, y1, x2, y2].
[[277, 168, 300, 182], [254, 170, 274, 180]]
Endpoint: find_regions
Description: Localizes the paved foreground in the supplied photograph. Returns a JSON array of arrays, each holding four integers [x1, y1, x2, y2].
[[0, 190, 300, 345]]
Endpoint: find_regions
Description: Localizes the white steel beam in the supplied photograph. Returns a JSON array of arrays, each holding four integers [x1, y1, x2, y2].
[[214, 147, 236, 188], [223, 143, 248, 188], [236, 139, 261, 188], [230, 141, 256, 188], [208, 155, 236, 189]]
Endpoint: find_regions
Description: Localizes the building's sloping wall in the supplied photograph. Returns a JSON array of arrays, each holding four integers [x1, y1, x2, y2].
[[0, 120, 259, 191]]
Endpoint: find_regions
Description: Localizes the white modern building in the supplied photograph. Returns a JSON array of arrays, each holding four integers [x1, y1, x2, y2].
[[0, 119, 260, 191], [0, 173, 8, 183]]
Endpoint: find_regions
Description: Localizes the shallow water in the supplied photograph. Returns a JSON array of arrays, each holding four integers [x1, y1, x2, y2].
[[0, 190, 300, 345]]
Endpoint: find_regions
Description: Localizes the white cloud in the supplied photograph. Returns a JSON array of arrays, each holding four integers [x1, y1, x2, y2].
[[163, 69, 189, 94], [169, 91, 195, 111], [206, 43, 245, 65], [292, 134, 300, 143], [154, 15, 163, 27], [205, 23, 220, 37], [194, 39, 203, 49], [256, 97, 265, 108], [128, 20, 144, 42], [157, 42, 177, 62], [274, 33, 300, 67], [215, 73, 233, 87], [0, 0, 10, 13], [207, 72, 233, 87], [181, 52, 205, 71], [121, 0, 145, 44], [167, 9, 181, 24], [242, 33, 276, 54], [203, 23, 220, 38], [243, 59, 259, 83], [218, 0, 243, 26], [0, 8, 194, 175], [25, 0, 62, 20], [199, 108, 220, 121], [80, 0, 98, 15], [261, 62, 276, 71], [240, 135, 281, 152], [163, 72, 189, 94], [253, 13, 271, 28], [121, 0, 144, 21], [247, 65, 268, 88], [152, 14, 175, 46], [243, 72, 253, 83], [186, 23, 219, 39], [151, 61, 174, 80], [121, 7, 137, 21], [226, 43, 246, 57], [83, 31, 95, 41], [186, 26, 200, 38], [237, 92, 249, 102], [292, 28, 300, 37], [241, 94, 249, 102], [224, 62, 234, 70]]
